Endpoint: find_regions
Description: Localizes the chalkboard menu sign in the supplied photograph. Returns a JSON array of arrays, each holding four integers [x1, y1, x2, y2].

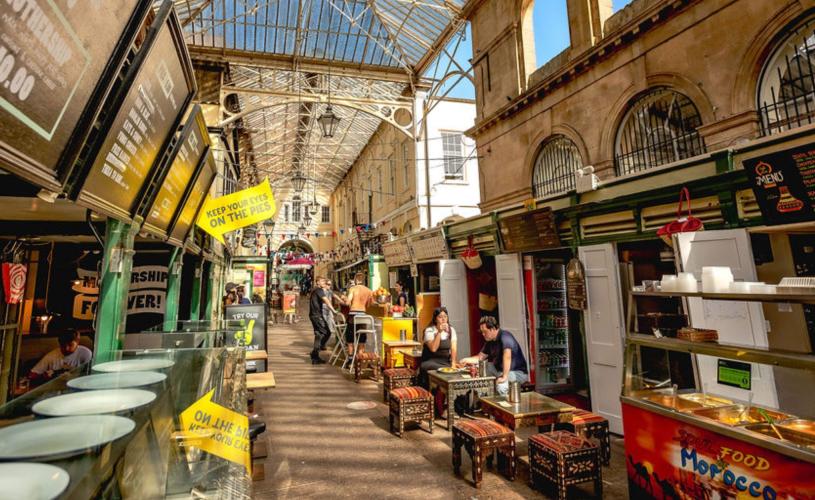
[[77, 2, 195, 221], [743, 144, 815, 225], [169, 150, 217, 246], [0, 0, 149, 190], [498, 207, 561, 253], [142, 105, 209, 236]]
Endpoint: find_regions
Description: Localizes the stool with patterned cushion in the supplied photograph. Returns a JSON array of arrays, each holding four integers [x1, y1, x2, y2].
[[452, 419, 516, 488], [382, 367, 416, 402], [528, 431, 602, 500], [389, 386, 433, 437], [561, 409, 611, 465], [354, 351, 381, 383]]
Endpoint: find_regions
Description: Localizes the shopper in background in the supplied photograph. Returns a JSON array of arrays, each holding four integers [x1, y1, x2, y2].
[[29, 331, 92, 382], [461, 316, 528, 396], [322, 279, 337, 333], [236, 285, 251, 305], [343, 272, 373, 358], [394, 280, 409, 308], [309, 277, 336, 364]]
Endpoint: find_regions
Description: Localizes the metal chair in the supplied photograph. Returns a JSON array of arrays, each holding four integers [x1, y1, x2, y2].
[[328, 313, 347, 366], [348, 314, 377, 373]]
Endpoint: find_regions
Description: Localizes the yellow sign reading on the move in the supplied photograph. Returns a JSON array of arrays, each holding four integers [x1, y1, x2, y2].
[[196, 179, 276, 243], [179, 389, 251, 472]]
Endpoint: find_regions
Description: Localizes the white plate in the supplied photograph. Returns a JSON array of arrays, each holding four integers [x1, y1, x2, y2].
[[67, 371, 167, 390], [32, 389, 156, 416], [0, 463, 70, 500], [92, 358, 175, 373], [0, 415, 135, 460]]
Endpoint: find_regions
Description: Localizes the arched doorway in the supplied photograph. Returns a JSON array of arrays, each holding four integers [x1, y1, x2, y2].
[[275, 239, 315, 294]]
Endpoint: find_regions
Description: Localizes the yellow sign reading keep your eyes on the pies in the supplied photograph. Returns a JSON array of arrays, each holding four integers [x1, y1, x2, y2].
[[196, 178, 276, 243]]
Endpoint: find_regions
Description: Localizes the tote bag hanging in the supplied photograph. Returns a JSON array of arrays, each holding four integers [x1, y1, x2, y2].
[[656, 187, 704, 247], [460, 235, 482, 270]]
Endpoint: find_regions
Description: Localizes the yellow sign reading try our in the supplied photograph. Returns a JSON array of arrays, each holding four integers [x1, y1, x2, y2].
[[196, 179, 277, 243]]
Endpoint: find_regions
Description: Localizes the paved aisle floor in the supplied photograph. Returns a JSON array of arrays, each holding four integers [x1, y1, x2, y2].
[[252, 319, 629, 499]]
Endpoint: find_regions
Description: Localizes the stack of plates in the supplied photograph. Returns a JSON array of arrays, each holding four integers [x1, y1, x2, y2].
[[92, 358, 174, 373], [32, 389, 156, 417], [0, 415, 135, 460], [67, 371, 166, 390]]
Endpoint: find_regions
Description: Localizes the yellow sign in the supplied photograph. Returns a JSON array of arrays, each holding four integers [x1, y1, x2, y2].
[[234, 319, 255, 346], [179, 389, 251, 472], [196, 179, 276, 243]]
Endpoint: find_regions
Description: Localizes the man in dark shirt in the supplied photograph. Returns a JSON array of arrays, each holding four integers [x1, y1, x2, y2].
[[309, 277, 336, 364], [461, 316, 528, 395]]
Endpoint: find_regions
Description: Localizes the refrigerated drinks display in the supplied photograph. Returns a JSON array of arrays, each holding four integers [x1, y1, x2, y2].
[[533, 257, 574, 392]]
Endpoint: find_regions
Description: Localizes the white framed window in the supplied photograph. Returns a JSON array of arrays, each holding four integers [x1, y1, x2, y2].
[[614, 87, 705, 176], [292, 200, 301, 223], [442, 132, 465, 180], [758, 15, 815, 135], [321, 205, 330, 224]]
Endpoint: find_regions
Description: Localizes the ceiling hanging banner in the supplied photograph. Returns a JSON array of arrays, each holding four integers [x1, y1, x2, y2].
[[196, 178, 277, 243]]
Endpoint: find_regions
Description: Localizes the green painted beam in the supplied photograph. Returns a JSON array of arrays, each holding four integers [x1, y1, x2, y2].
[[189, 259, 203, 321], [202, 263, 214, 321], [95, 218, 138, 362], [163, 247, 183, 330]]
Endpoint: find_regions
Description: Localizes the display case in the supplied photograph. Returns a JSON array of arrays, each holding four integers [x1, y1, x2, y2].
[[622, 290, 815, 498], [0, 346, 251, 499], [531, 257, 574, 392]]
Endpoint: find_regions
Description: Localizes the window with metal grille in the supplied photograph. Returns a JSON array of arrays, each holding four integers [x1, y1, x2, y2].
[[532, 135, 581, 198], [292, 200, 301, 222], [614, 88, 706, 177], [758, 16, 815, 135], [442, 132, 465, 180]]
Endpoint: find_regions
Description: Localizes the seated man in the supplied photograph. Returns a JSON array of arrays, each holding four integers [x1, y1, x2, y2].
[[29, 331, 92, 382], [461, 316, 528, 396]]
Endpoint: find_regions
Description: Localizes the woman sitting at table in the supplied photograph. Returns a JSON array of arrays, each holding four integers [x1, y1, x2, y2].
[[419, 308, 458, 416]]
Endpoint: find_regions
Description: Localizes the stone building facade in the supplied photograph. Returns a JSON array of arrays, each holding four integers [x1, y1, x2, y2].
[[463, 0, 815, 211]]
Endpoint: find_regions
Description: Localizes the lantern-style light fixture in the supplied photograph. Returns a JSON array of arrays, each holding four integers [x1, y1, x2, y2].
[[317, 105, 341, 138], [303, 212, 312, 226], [291, 171, 307, 192], [263, 218, 275, 236]]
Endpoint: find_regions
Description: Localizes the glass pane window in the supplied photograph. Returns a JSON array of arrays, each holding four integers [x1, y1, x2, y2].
[[758, 16, 815, 135], [292, 200, 301, 222], [614, 87, 706, 176], [321, 205, 330, 224], [442, 132, 464, 180], [402, 143, 410, 189], [532, 135, 581, 198], [283, 204, 290, 222]]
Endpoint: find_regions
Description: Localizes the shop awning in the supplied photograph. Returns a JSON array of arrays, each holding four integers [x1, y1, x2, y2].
[[333, 257, 368, 273], [280, 264, 312, 270]]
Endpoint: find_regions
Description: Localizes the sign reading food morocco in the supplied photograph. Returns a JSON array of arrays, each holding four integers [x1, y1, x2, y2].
[[179, 389, 251, 472], [622, 403, 815, 499], [196, 179, 277, 243]]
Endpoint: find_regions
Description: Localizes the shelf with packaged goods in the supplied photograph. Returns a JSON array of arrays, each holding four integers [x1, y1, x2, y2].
[[631, 290, 815, 304]]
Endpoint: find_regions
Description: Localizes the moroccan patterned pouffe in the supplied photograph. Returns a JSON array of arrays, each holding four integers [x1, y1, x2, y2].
[[452, 418, 516, 488], [388, 386, 433, 437]]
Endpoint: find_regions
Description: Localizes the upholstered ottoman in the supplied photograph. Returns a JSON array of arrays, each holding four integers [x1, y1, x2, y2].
[[562, 409, 611, 465], [382, 367, 416, 402], [389, 386, 433, 437], [354, 351, 381, 383], [452, 419, 516, 488], [528, 431, 602, 500]]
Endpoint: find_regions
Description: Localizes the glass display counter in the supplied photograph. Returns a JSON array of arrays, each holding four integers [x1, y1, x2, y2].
[[0, 346, 250, 499], [621, 290, 815, 498]]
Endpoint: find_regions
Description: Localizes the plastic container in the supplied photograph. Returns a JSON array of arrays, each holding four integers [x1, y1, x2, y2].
[[661, 275, 677, 292], [676, 272, 697, 292], [702, 267, 733, 293]]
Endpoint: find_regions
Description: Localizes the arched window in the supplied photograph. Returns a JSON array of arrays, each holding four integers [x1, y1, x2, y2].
[[532, 135, 581, 198], [758, 16, 815, 135], [614, 88, 706, 176]]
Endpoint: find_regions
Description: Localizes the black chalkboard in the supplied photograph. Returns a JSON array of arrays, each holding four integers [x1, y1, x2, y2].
[[142, 105, 210, 236], [76, 1, 195, 221], [0, 0, 150, 191], [743, 144, 815, 225], [498, 207, 561, 253], [168, 149, 217, 246]]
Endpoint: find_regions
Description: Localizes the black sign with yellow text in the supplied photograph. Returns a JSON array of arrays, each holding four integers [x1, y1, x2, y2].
[[743, 144, 815, 225]]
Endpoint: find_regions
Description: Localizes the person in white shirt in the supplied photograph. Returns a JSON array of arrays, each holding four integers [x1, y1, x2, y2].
[[419, 307, 458, 387], [30, 331, 92, 381]]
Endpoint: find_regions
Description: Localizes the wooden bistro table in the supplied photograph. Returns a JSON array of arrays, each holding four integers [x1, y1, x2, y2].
[[428, 369, 496, 430], [383, 340, 421, 369], [397, 348, 422, 371], [480, 392, 574, 431]]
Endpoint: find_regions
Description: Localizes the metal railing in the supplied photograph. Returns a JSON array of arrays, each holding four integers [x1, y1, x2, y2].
[[532, 135, 580, 198]]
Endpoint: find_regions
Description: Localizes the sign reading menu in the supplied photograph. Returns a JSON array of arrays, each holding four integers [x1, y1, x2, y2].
[[169, 151, 216, 245], [79, 6, 194, 220], [743, 144, 815, 225], [143, 106, 209, 235], [0, 0, 146, 189], [498, 207, 560, 253]]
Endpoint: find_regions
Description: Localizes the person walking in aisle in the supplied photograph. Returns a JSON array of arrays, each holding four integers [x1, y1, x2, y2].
[[342, 272, 373, 359], [309, 277, 336, 364]]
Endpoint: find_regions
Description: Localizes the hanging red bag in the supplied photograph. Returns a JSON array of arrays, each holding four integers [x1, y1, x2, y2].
[[460, 235, 482, 270], [657, 187, 704, 247]]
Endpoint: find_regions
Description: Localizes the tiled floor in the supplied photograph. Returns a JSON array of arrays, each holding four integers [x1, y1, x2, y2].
[[251, 318, 630, 499]]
